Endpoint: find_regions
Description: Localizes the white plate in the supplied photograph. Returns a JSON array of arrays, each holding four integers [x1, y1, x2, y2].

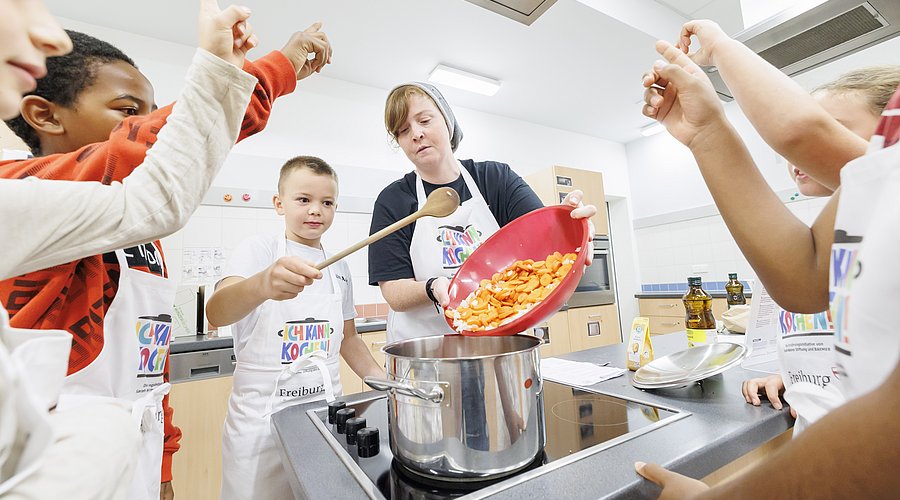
[[632, 342, 746, 389]]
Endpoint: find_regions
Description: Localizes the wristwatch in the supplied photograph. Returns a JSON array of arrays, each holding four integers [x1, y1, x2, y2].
[[425, 277, 441, 312]]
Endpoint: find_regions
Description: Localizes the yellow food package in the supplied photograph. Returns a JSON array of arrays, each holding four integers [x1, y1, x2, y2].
[[626, 317, 653, 371]]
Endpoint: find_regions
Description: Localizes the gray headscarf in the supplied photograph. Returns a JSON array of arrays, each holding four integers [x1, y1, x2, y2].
[[390, 82, 464, 152]]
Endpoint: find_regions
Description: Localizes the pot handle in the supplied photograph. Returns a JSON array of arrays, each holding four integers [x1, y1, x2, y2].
[[364, 377, 444, 404]]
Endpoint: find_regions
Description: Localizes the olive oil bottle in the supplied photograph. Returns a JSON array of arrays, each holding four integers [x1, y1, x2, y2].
[[683, 277, 717, 348], [725, 273, 746, 308]]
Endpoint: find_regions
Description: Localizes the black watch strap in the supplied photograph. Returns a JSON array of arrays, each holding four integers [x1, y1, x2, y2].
[[425, 277, 440, 312]]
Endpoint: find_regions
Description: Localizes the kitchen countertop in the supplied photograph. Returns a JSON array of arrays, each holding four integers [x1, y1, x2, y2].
[[169, 318, 388, 354], [635, 292, 752, 299], [271, 333, 792, 499]]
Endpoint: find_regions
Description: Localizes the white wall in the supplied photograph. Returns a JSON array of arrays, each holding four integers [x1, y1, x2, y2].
[[625, 103, 785, 220], [59, 19, 639, 308], [634, 196, 829, 288]]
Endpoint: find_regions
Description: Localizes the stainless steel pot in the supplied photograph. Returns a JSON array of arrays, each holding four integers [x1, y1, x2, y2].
[[365, 334, 545, 481]]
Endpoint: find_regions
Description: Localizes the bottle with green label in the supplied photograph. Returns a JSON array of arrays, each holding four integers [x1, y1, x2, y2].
[[725, 273, 746, 308], [683, 276, 717, 348]]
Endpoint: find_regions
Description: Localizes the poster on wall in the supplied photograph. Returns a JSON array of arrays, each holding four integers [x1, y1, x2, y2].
[[181, 247, 226, 285]]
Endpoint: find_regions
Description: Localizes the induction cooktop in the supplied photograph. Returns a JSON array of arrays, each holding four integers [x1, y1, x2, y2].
[[306, 380, 689, 499]]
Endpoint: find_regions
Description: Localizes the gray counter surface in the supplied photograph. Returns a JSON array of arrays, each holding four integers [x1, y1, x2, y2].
[[272, 333, 792, 499]]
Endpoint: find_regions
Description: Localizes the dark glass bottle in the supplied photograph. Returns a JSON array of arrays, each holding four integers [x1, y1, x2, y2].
[[725, 273, 746, 308], [682, 276, 717, 348]]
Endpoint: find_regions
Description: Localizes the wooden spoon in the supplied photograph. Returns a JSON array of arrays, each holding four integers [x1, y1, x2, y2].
[[315, 187, 460, 270]]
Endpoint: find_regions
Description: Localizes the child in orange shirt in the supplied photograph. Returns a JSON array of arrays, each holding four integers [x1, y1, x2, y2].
[[0, 17, 331, 500]]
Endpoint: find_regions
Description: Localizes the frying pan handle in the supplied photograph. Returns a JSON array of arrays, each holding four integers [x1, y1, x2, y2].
[[364, 376, 444, 404]]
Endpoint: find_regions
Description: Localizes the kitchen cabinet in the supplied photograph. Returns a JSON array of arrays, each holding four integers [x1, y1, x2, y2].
[[340, 329, 387, 395], [169, 375, 233, 500], [703, 429, 792, 486], [639, 297, 727, 335], [567, 304, 621, 351], [528, 310, 572, 358], [524, 165, 609, 236]]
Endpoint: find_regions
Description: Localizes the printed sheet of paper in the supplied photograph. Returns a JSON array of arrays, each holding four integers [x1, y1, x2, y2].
[[742, 285, 781, 373]]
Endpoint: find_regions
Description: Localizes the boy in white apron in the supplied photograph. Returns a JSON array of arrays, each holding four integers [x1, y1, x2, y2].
[[206, 156, 384, 500], [739, 65, 900, 419], [0, 11, 333, 499], [634, 20, 900, 497], [1, 1, 261, 497]]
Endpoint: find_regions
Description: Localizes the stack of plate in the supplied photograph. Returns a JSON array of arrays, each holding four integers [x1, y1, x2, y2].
[[632, 342, 746, 390]]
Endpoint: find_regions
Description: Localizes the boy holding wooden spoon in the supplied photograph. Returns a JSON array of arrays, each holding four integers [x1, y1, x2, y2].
[[206, 155, 383, 500]]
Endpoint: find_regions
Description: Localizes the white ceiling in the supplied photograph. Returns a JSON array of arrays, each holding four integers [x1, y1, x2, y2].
[[41, 0, 745, 144]]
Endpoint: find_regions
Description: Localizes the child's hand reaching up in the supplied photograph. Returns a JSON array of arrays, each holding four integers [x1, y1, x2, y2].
[[641, 40, 726, 149], [280, 22, 333, 81], [198, 0, 258, 68], [260, 257, 323, 301]]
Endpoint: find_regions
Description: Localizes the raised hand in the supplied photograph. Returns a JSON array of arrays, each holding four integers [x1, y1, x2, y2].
[[641, 40, 726, 148], [677, 19, 730, 67], [280, 22, 333, 81], [260, 257, 323, 301], [198, 0, 258, 67]]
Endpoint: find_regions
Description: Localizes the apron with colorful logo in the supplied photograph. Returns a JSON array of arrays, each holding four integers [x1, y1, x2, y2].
[[57, 242, 175, 500], [387, 164, 500, 342], [221, 237, 344, 500], [785, 139, 900, 429], [774, 309, 836, 435]]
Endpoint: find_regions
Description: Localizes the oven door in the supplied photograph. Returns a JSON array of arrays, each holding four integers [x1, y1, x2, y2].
[[567, 236, 615, 307]]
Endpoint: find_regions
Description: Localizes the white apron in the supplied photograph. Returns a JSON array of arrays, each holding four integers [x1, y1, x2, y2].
[[774, 312, 836, 434], [784, 137, 900, 428], [0, 307, 71, 495], [221, 238, 344, 500], [387, 164, 500, 342], [57, 242, 175, 500]]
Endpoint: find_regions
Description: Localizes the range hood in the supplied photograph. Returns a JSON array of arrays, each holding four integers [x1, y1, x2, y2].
[[707, 0, 900, 101], [464, 0, 558, 26]]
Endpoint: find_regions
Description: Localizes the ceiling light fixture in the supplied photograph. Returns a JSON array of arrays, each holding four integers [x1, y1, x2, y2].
[[640, 122, 666, 137], [428, 64, 501, 96]]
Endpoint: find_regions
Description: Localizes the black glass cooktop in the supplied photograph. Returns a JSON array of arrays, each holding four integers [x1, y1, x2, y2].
[[308, 381, 687, 499]]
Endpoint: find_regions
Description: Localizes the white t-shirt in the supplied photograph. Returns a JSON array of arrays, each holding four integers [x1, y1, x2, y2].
[[834, 144, 900, 400], [786, 107, 900, 424], [222, 235, 356, 356]]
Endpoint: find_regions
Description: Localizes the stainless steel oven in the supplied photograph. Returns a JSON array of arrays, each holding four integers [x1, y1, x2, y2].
[[567, 235, 616, 307]]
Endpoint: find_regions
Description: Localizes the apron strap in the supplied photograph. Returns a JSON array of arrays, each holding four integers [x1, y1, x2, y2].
[[130, 382, 171, 427], [263, 350, 335, 417]]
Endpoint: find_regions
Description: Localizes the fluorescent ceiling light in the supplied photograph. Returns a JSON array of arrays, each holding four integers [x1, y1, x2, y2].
[[428, 64, 501, 96], [740, 0, 827, 29], [640, 122, 666, 137]]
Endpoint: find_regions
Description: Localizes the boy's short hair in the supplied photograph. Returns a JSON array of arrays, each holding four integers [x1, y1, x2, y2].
[[4, 30, 137, 154], [278, 155, 338, 193]]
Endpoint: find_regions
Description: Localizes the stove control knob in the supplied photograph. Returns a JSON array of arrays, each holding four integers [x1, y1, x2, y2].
[[327, 401, 346, 424], [356, 427, 380, 458], [345, 417, 367, 445], [335, 408, 356, 434]]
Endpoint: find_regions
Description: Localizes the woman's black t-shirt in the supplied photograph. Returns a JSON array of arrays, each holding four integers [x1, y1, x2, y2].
[[367, 159, 543, 285]]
